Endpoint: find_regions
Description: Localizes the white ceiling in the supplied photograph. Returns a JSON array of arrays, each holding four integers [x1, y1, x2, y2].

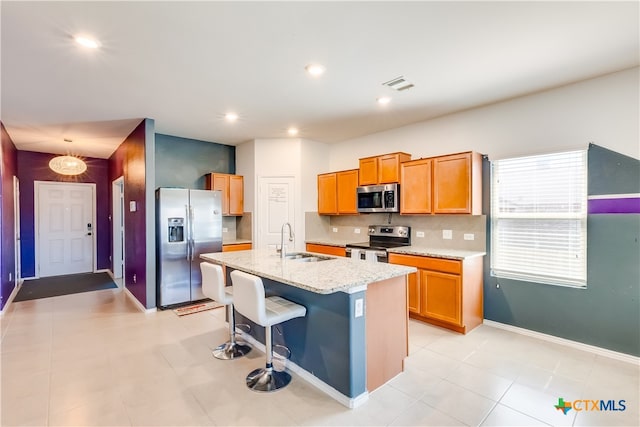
[[2, 1, 638, 159]]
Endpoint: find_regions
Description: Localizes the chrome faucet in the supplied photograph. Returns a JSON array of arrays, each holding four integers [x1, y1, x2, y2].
[[280, 222, 294, 258]]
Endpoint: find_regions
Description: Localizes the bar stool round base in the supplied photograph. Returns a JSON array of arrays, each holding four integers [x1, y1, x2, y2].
[[246, 368, 291, 392], [212, 341, 252, 360]]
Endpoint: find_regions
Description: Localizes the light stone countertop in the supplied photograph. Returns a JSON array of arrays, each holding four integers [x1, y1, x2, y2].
[[222, 239, 252, 245], [305, 238, 363, 247], [387, 246, 486, 260], [201, 249, 415, 295]]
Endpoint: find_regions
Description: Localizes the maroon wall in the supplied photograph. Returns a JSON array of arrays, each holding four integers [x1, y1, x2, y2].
[[16, 151, 110, 277], [109, 119, 148, 307], [1, 123, 18, 310]]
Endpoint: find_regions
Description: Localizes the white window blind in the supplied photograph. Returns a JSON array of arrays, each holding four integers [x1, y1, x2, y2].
[[491, 150, 587, 288]]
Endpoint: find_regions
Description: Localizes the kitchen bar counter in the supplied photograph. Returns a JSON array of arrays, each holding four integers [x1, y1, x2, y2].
[[201, 249, 415, 294], [200, 249, 413, 408]]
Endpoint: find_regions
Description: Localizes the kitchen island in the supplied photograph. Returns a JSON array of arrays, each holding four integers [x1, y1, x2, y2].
[[200, 249, 415, 408]]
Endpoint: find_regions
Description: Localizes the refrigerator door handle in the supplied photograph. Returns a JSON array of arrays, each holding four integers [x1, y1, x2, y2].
[[185, 204, 191, 261], [189, 205, 195, 261]]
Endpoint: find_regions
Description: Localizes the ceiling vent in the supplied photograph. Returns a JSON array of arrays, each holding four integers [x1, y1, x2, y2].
[[382, 76, 414, 91]]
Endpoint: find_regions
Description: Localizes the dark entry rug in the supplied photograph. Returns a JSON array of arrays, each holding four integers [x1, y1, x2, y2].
[[13, 272, 118, 302]]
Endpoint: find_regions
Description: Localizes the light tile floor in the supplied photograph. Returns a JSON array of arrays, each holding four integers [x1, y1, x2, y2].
[[1, 288, 638, 426]]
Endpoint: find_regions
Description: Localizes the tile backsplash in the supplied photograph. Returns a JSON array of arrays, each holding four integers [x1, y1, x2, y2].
[[305, 212, 486, 251]]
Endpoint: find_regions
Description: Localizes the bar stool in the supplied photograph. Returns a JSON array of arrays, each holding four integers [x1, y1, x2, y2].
[[200, 262, 251, 360], [230, 270, 306, 392]]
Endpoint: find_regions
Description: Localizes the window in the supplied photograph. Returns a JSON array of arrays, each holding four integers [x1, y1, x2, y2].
[[491, 150, 587, 288]]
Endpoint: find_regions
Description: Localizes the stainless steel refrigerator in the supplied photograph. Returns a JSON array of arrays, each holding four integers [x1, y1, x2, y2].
[[156, 188, 222, 308]]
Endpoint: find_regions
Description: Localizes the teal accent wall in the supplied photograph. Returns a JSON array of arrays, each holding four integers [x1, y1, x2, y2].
[[154, 134, 235, 189], [484, 144, 640, 356]]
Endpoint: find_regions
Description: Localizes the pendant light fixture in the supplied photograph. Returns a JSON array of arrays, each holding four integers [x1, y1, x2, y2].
[[49, 139, 87, 176]]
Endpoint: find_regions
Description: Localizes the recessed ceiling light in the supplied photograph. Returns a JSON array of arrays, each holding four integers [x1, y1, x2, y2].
[[74, 35, 100, 49], [305, 64, 326, 77], [288, 127, 299, 136], [377, 97, 392, 105], [225, 112, 239, 122]]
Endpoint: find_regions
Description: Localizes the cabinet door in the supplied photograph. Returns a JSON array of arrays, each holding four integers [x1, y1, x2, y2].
[[379, 153, 410, 183], [318, 173, 337, 214], [433, 153, 472, 214], [407, 271, 420, 314], [400, 159, 432, 214], [359, 157, 378, 185], [336, 169, 359, 214], [212, 174, 230, 215], [422, 270, 462, 326], [228, 175, 244, 215]]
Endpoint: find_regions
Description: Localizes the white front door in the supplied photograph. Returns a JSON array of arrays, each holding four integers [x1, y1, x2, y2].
[[257, 177, 296, 250], [36, 181, 95, 277]]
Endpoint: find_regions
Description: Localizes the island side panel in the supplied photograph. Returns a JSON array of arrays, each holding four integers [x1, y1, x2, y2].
[[227, 268, 367, 398], [365, 275, 409, 391]]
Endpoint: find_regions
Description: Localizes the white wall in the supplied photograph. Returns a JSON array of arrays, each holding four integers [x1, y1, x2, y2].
[[236, 138, 330, 251], [329, 67, 639, 170]]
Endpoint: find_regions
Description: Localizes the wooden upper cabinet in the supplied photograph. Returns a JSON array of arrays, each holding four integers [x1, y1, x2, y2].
[[336, 169, 359, 214], [228, 175, 244, 216], [358, 157, 378, 185], [317, 173, 338, 215], [400, 158, 432, 214], [318, 169, 358, 215], [433, 152, 482, 214], [359, 152, 411, 185], [206, 173, 244, 216]]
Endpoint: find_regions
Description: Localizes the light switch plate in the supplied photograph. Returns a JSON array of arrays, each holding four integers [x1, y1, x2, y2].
[[355, 298, 364, 317], [443, 229, 453, 240], [416, 231, 425, 238], [464, 233, 475, 240], [354, 228, 361, 234], [222, 227, 228, 233], [332, 227, 338, 232], [129, 201, 137, 212]]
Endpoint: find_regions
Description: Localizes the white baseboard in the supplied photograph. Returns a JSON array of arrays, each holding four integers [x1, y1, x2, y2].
[[239, 333, 369, 408], [0, 283, 22, 317], [124, 288, 156, 314], [483, 319, 639, 365]]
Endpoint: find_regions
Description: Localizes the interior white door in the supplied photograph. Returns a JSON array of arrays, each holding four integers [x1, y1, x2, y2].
[[112, 177, 124, 279], [37, 182, 95, 277], [257, 177, 296, 250]]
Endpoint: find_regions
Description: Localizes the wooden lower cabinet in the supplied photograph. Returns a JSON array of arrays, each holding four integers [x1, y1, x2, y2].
[[222, 243, 252, 252], [389, 252, 483, 334], [305, 243, 346, 257]]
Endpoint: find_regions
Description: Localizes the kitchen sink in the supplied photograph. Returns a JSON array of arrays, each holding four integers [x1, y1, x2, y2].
[[283, 252, 332, 262]]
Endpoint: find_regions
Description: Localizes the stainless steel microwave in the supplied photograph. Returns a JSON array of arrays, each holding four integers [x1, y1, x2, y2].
[[357, 183, 399, 213]]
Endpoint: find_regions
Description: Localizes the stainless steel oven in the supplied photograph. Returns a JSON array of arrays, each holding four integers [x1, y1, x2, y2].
[[345, 225, 410, 263]]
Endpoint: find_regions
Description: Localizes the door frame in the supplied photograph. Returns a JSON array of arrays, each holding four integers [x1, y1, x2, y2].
[[13, 176, 20, 286], [112, 176, 125, 280], [34, 181, 97, 278]]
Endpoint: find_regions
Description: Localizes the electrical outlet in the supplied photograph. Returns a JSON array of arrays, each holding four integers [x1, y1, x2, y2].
[[222, 227, 228, 233], [355, 298, 364, 317], [133, 273, 137, 284], [354, 228, 361, 234], [416, 231, 425, 238], [332, 227, 338, 233], [443, 229, 453, 240], [464, 233, 475, 241]]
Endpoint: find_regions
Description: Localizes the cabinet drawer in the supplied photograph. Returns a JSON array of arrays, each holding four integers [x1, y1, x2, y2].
[[388, 253, 461, 274]]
